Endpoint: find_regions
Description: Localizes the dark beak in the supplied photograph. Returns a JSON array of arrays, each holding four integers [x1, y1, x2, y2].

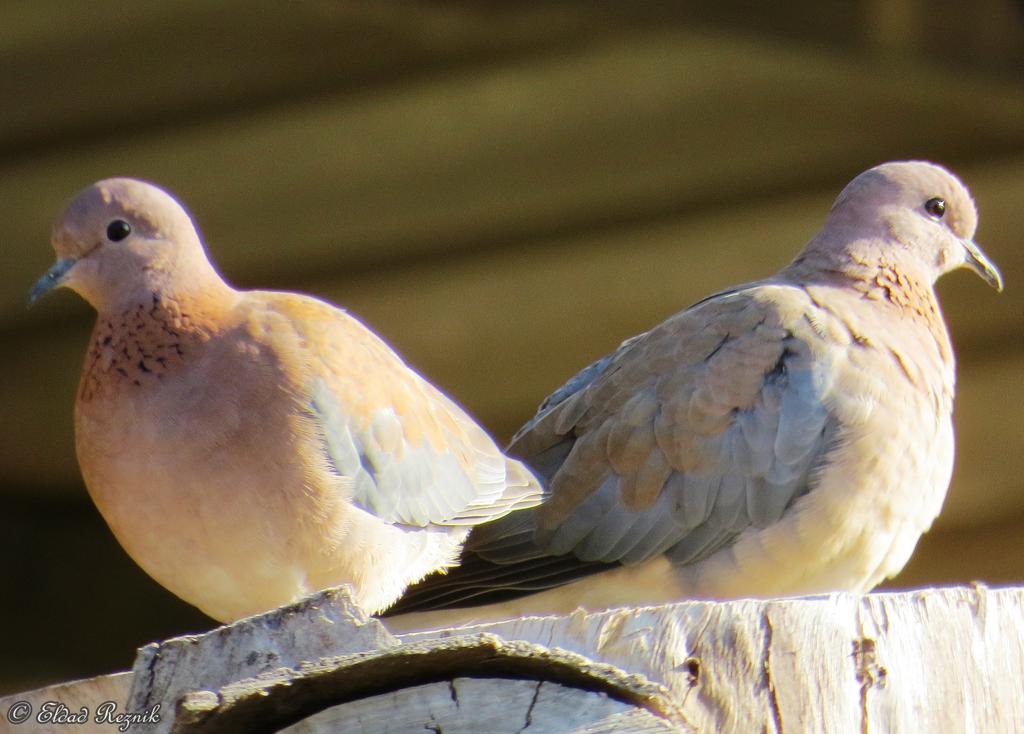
[[29, 258, 77, 306]]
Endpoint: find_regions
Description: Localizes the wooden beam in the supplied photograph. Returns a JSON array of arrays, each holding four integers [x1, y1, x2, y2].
[[6, 585, 1024, 732]]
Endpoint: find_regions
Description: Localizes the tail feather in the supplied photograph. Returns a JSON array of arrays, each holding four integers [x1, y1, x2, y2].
[[382, 549, 614, 615]]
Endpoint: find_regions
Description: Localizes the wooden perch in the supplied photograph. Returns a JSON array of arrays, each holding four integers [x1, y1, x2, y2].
[[170, 634, 683, 734], [3, 585, 1022, 732]]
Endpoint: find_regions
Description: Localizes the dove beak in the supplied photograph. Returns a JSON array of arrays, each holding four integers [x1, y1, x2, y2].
[[962, 239, 1004, 292], [29, 257, 78, 306]]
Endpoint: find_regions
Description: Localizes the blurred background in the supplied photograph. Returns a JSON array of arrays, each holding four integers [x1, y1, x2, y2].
[[1, 0, 1022, 695]]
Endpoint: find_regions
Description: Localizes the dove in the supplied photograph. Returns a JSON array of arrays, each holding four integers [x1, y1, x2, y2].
[[383, 160, 1003, 632], [30, 178, 543, 622]]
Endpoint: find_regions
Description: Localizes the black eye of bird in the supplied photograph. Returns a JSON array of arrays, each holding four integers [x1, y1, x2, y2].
[[924, 197, 946, 219], [106, 219, 132, 242]]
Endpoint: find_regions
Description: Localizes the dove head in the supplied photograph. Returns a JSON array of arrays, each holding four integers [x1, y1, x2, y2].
[[31, 178, 232, 311], [817, 160, 1002, 291]]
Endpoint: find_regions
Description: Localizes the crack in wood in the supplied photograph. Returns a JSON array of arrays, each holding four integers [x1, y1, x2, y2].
[[852, 637, 887, 734], [761, 612, 784, 734], [135, 646, 161, 711], [517, 680, 543, 733]]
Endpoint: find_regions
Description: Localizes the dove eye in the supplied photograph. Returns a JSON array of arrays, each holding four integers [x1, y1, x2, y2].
[[106, 219, 132, 242], [924, 198, 946, 219]]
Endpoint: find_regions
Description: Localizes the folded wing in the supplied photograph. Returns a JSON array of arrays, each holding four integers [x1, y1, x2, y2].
[[387, 284, 836, 613]]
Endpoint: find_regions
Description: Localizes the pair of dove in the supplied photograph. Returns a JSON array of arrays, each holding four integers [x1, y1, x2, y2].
[[31, 161, 1002, 630]]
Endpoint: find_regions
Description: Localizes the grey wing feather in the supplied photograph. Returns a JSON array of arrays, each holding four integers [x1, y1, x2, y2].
[[308, 377, 542, 528], [547, 333, 831, 567], [387, 286, 836, 613]]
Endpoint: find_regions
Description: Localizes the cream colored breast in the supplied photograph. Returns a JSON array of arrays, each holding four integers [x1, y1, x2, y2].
[[684, 291, 955, 599], [80, 335, 295, 604], [74, 322, 468, 621]]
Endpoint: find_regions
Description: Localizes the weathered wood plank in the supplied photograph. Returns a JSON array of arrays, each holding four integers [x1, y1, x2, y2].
[[278, 679, 683, 734], [5, 586, 1021, 733], [127, 587, 396, 718], [395, 585, 1024, 732], [167, 633, 683, 734]]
